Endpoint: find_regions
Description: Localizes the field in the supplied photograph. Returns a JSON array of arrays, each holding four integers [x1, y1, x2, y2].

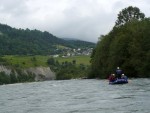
[[55, 56, 90, 65], [2, 55, 91, 68]]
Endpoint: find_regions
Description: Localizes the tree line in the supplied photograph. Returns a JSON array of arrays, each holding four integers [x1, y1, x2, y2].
[[89, 6, 150, 78]]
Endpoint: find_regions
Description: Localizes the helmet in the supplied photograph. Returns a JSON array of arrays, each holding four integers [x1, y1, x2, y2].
[[122, 74, 124, 76], [117, 67, 120, 69]]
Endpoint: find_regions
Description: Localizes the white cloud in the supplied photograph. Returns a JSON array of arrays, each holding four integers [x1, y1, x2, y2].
[[0, 0, 149, 42]]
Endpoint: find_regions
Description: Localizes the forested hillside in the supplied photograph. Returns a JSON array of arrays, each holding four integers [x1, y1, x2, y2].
[[0, 24, 95, 55], [89, 6, 150, 78]]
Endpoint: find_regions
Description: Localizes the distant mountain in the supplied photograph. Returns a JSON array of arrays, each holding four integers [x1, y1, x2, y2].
[[0, 23, 95, 55], [63, 38, 80, 41], [63, 38, 96, 48], [62, 38, 77, 40]]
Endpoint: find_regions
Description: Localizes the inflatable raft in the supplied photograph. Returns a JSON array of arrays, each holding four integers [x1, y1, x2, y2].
[[109, 78, 128, 85]]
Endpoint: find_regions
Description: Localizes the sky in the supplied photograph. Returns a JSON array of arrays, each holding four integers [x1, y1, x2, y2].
[[0, 0, 150, 42]]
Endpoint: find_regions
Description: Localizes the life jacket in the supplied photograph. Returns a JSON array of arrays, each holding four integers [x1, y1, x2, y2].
[[109, 75, 116, 82], [116, 69, 122, 75]]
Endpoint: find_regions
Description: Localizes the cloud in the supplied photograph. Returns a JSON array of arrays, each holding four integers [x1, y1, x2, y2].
[[0, 0, 149, 42]]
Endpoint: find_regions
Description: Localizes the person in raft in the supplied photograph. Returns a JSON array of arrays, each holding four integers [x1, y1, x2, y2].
[[108, 74, 116, 82], [115, 67, 123, 79], [121, 74, 128, 80]]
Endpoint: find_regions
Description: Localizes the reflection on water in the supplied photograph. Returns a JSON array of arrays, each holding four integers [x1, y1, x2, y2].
[[0, 79, 150, 113]]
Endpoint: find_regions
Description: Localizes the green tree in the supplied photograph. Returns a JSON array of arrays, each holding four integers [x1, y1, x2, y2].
[[10, 70, 18, 83], [47, 57, 55, 65], [115, 6, 145, 27], [72, 60, 76, 65], [0, 72, 10, 84]]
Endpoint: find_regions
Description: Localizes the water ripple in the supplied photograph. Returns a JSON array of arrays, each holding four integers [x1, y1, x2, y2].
[[0, 79, 150, 113]]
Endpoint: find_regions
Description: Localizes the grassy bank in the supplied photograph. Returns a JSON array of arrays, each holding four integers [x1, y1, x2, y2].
[[2, 55, 91, 68]]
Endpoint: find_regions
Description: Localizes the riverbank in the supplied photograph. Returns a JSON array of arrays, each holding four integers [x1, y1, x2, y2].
[[0, 55, 91, 84], [0, 65, 55, 85]]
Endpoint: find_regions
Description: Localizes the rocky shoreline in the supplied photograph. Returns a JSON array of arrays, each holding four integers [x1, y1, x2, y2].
[[0, 65, 56, 82]]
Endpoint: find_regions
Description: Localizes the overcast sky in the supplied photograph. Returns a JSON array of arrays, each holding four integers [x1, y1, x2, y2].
[[0, 0, 150, 42]]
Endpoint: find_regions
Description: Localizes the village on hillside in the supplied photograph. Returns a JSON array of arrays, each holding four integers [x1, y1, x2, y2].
[[53, 47, 93, 58]]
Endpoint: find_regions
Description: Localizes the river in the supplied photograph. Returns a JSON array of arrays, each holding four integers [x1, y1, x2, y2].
[[0, 79, 150, 113]]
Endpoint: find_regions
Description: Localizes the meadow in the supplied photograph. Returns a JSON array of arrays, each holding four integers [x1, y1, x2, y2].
[[2, 55, 91, 68]]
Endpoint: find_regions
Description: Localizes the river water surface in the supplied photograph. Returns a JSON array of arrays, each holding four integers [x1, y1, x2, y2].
[[0, 79, 150, 113]]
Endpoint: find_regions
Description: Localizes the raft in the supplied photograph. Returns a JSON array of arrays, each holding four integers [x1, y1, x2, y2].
[[109, 78, 128, 85]]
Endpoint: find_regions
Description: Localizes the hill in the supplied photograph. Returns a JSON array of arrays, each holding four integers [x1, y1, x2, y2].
[[0, 23, 95, 55], [63, 38, 95, 48]]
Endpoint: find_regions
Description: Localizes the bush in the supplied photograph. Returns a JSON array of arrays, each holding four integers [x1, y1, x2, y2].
[[0, 72, 10, 84]]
